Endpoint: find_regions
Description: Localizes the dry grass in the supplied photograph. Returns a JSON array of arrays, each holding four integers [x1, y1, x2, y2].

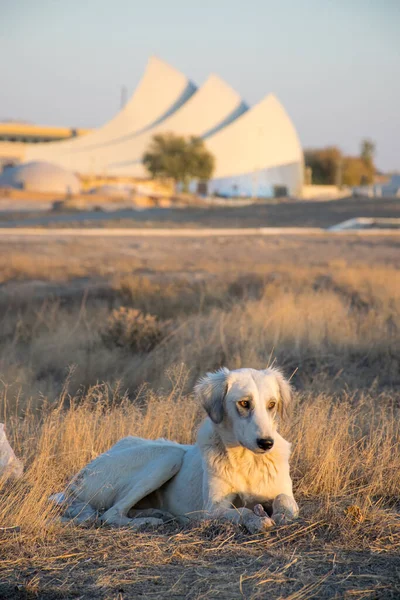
[[1, 261, 398, 400], [1, 373, 399, 538], [0, 234, 399, 598], [0, 376, 399, 598]]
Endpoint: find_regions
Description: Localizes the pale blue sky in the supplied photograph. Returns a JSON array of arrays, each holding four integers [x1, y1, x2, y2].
[[1, 0, 399, 170]]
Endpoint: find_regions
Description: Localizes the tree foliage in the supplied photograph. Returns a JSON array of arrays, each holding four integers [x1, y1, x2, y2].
[[360, 139, 375, 165], [342, 157, 374, 186], [143, 133, 215, 190], [304, 146, 342, 185], [305, 140, 376, 186]]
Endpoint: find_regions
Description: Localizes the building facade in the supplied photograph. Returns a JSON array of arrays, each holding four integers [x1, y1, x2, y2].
[[8, 57, 304, 197]]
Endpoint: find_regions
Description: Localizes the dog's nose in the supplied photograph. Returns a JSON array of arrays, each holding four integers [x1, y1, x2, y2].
[[257, 437, 274, 451]]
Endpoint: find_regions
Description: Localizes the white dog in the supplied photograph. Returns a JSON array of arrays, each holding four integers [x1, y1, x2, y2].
[[55, 367, 299, 533]]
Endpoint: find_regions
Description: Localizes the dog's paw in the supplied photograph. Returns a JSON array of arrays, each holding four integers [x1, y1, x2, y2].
[[253, 503, 268, 518], [100, 509, 165, 529], [271, 512, 288, 526], [128, 508, 177, 523], [258, 516, 275, 531], [126, 517, 164, 530], [101, 513, 131, 528], [272, 494, 299, 526], [244, 513, 275, 534]]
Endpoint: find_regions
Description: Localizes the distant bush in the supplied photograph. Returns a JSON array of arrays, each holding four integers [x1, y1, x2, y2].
[[304, 146, 342, 185], [102, 307, 170, 353], [305, 139, 376, 186]]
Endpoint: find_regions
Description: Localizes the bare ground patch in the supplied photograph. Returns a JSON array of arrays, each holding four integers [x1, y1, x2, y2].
[[1, 521, 399, 599]]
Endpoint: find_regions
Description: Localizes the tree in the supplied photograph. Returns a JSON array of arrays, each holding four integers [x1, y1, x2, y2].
[[305, 141, 377, 186], [304, 146, 342, 185], [342, 157, 373, 186], [360, 139, 375, 165], [359, 139, 375, 184], [143, 133, 215, 191]]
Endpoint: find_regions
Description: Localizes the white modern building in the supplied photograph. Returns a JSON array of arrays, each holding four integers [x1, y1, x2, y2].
[[23, 56, 304, 197]]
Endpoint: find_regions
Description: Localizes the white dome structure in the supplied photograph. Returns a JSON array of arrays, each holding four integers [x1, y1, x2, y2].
[[0, 161, 81, 194], [22, 57, 304, 197]]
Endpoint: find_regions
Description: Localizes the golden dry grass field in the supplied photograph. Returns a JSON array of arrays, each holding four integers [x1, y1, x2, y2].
[[0, 232, 399, 599]]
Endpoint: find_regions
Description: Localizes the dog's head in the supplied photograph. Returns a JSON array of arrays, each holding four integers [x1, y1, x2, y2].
[[195, 367, 292, 453]]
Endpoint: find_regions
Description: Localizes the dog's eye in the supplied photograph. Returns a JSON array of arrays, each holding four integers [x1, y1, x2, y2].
[[268, 401, 276, 410], [238, 400, 250, 409]]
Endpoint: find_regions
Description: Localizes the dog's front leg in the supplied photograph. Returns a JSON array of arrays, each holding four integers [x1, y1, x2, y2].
[[204, 477, 274, 533], [272, 494, 299, 525]]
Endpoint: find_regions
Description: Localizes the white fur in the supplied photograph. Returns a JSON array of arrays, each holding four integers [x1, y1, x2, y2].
[[57, 367, 299, 533]]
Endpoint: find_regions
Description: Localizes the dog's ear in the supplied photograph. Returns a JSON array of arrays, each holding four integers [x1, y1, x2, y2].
[[194, 368, 230, 424], [271, 368, 293, 420]]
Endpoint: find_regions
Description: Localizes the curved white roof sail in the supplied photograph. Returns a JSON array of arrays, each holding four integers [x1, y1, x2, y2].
[[21, 56, 303, 196], [105, 74, 247, 177], [25, 56, 195, 164], [205, 94, 304, 195], [207, 94, 303, 178]]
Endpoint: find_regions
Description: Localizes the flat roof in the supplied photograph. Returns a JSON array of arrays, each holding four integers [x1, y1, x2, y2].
[[0, 123, 91, 138]]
